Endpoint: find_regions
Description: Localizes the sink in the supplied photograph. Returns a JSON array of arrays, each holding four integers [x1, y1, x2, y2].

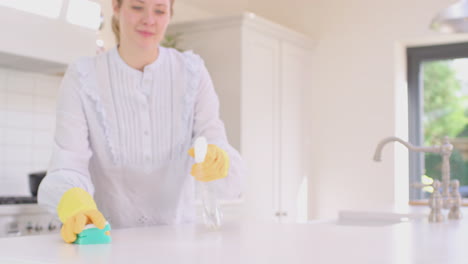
[[332, 210, 425, 227]]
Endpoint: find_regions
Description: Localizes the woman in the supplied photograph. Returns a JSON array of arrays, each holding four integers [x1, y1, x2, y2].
[[38, 0, 244, 243]]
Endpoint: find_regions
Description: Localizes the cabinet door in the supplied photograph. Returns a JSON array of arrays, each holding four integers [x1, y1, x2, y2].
[[278, 41, 311, 222], [241, 30, 280, 222], [169, 26, 243, 151]]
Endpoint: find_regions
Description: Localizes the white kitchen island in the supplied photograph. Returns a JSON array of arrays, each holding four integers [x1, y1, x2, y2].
[[0, 216, 467, 264]]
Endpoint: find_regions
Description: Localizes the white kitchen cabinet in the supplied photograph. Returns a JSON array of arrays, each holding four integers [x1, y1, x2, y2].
[[167, 13, 314, 222]]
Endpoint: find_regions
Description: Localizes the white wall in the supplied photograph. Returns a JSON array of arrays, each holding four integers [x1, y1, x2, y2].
[[174, 0, 248, 17], [180, 0, 321, 36], [0, 68, 60, 196], [171, 1, 219, 23], [306, 0, 468, 219]]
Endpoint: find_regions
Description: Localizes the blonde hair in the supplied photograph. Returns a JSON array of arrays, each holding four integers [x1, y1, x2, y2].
[[112, 0, 175, 44]]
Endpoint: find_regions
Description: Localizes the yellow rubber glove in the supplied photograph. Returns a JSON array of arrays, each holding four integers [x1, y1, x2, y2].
[[188, 144, 230, 182], [57, 187, 107, 243]]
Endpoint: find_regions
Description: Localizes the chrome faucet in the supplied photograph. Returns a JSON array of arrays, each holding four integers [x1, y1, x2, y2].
[[373, 136, 462, 222]]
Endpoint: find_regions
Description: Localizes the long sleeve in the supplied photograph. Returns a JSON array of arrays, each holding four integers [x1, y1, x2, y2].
[[37, 61, 95, 215], [191, 62, 245, 200]]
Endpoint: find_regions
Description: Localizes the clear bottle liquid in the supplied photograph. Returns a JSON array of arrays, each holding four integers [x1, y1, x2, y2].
[[200, 181, 222, 229], [194, 137, 223, 229]]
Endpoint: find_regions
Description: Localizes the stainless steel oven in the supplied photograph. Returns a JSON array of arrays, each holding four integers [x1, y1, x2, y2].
[[0, 172, 61, 237], [0, 202, 60, 238]]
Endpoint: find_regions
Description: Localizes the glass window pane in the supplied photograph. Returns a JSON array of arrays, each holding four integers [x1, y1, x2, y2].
[[422, 58, 468, 198], [0, 0, 63, 18], [66, 0, 101, 30]]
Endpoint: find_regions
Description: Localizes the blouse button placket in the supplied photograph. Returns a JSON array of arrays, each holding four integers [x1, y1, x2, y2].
[[139, 73, 153, 164]]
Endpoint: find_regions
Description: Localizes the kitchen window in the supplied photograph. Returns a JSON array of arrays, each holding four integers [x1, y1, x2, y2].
[[0, 0, 63, 18], [0, 0, 102, 30], [407, 42, 468, 202], [66, 0, 102, 30]]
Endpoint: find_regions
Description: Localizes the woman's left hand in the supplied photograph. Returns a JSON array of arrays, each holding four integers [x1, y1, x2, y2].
[[188, 144, 230, 182]]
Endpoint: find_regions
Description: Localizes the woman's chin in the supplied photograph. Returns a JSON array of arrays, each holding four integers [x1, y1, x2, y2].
[[136, 40, 159, 50]]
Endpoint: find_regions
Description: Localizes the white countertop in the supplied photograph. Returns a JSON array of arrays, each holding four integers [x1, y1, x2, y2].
[[0, 213, 467, 264]]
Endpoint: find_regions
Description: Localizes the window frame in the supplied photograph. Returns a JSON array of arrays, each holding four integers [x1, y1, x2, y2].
[[407, 42, 468, 200]]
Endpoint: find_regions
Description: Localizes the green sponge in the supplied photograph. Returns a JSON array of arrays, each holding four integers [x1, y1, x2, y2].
[[74, 222, 112, 245]]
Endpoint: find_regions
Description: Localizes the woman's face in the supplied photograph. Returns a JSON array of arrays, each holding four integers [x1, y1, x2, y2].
[[114, 0, 171, 50]]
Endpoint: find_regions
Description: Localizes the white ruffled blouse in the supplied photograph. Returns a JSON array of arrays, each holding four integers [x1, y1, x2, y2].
[[38, 46, 245, 228]]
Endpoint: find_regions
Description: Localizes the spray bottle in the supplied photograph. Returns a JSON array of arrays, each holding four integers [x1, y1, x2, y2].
[[194, 137, 223, 229]]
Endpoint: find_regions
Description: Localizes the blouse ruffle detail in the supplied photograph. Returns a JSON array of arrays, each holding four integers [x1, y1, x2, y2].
[[74, 57, 118, 164]]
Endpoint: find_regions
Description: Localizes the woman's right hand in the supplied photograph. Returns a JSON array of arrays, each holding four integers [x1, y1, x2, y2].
[[61, 209, 107, 243]]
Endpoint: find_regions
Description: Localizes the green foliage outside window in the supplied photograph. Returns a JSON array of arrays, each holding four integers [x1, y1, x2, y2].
[[425, 150, 468, 185], [423, 61, 467, 145], [423, 60, 468, 190]]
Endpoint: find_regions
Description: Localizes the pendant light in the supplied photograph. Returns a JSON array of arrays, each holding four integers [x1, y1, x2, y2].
[[430, 0, 468, 33]]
